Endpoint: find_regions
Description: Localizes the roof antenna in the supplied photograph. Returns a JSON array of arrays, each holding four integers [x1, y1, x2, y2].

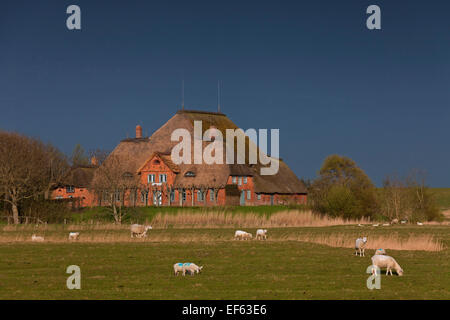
[[182, 79, 185, 110], [217, 80, 221, 113]]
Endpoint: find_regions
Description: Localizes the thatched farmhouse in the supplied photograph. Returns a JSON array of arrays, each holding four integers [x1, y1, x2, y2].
[[52, 109, 307, 207]]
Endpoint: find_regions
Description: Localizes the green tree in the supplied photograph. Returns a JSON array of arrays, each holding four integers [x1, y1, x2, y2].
[[310, 154, 378, 219]]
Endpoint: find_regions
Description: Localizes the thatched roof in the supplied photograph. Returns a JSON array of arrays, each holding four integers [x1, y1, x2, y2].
[[96, 109, 306, 194], [59, 165, 97, 188]]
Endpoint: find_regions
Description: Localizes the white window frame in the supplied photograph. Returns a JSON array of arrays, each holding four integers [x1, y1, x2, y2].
[[159, 174, 167, 183], [247, 190, 251, 200], [238, 177, 242, 186], [148, 174, 156, 183], [257, 194, 261, 200], [232, 176, 237, 184], [243, 176, 247, 184], [210, 189, 214, 201]]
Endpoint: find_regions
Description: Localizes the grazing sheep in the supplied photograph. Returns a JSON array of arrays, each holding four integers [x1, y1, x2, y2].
[[355, 237, 367, 257], [400, 220, 407, 224], [173, 263, 184, 276], [375, 248, 386, 255], [130, 224, 152, 238], [68, 232, 80, 241], [391, 219, 399, 224], [358, 224, 363, 227], [371, 255, 403, 276], [183, 263, 203, 276], [234, 230, 252, 240], [417, 222, 423, 226], [256, 229, 267, 240], [243, 232, 253, 240], [372, 224, 379, 227], [31, 234, 44, 242], [382, 223, 390, 226]]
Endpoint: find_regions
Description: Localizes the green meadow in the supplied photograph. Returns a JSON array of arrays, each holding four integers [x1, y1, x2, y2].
[[0, 225, 448, 300]]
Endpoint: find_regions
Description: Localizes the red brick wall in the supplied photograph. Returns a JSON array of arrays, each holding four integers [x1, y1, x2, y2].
[[51, 186, 95, 207]]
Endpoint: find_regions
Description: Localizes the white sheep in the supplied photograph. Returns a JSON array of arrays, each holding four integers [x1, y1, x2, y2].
[[375, 248, 386, 255], [68, 232, 80, 241], [400, 220, 407, 224], [256, 229, 267, 240], [234, 230, 250, 240], [31, 234, 44, 242], [417, 222, 423, 226], [391, 218, 399, 224], [371, 255, 403, 276], [173, 263, 184, 276], [355, 237, 367, 257], [182, 263, 203, 276], [382, 223, 390, 226], [372, 224, 379, 227], [130, 224, 152, 238]]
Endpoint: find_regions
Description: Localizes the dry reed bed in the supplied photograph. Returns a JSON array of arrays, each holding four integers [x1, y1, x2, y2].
[[283, 233, 445, 252], [150, 210, 371, 228], [0, 210, 370, 231], [0, 231, 444, 252]]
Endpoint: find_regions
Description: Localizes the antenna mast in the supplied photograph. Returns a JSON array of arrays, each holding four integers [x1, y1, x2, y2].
[[182, 79, 185, 110], [217, 80, 221, 113]]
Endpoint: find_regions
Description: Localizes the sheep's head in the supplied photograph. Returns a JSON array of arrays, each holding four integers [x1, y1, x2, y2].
[[397, 268, 404, 276], [145, 226, 153, 231], [248, 233, 253, 238], [362, 237, 367, 243]]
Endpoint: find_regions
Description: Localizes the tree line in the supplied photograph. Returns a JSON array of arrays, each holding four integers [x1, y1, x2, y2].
[[0, 130, 107, 224], [305, 154, 442, 222]]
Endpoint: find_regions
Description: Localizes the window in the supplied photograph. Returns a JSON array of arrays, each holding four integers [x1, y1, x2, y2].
[[238, 177, 242, 185], [232, 176, 237, 184], [66, 186, 74, 193], [197, 190, 204, 202], [247, 190, 251, 200], [185, 171, 196, 177], [159, 174, 167, 183], [210, 189, 214, 201], [141, 191, 148, 203], [153, 160, 160, 165], [170, 191, 175, 202], [243, 176, 247, 184], [114, 191, 121, 202], [147, 174, 156, 183], [257, 194, 261, 200], [182, 189, 186, 201]]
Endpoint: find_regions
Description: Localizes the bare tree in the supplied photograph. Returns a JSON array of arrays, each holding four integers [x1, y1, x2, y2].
[[91, 154, 139, 223], [44, 144, 70, 199], [0, 131, 54, 224]]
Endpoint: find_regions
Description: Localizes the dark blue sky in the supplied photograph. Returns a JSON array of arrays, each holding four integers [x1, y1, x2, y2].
[[1, 0, 449, 186]]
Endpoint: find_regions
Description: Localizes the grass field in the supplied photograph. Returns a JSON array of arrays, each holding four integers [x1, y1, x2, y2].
[[0, 223, 448, 299]]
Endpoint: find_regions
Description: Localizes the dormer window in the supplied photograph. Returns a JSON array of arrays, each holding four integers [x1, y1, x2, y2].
[[66, 186, 75, 193], [123, 172, 133, 179], [153, 160, 160, 165], [185, 171, 196, 177]]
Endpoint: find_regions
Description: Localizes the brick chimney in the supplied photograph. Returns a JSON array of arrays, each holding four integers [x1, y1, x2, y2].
[[136, 125, 143, 138]]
